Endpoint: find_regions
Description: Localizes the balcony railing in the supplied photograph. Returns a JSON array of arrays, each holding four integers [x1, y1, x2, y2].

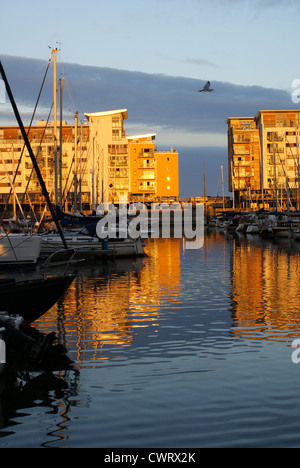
[[138, 187, 156, 192], [138, 151, 154, 158], [138, 175, 155, 180], [138, 163, 155, 169]]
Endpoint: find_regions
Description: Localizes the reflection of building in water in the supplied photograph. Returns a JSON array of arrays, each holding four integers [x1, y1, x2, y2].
[[42, 239, 182, 362], [137, 238, 181, 306], [231, 238, 300, 341]]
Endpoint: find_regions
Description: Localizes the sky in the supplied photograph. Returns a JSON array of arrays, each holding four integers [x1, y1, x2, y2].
[[1, 0, 300, 197]]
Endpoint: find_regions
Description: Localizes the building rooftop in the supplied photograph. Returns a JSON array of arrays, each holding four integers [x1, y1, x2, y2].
[[85, 109, 128, 120], [127, 133, 156, 141]]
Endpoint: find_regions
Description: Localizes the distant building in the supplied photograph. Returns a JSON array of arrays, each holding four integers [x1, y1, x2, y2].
[[227, 110, 300, 210], [0, 109, 179, 212]]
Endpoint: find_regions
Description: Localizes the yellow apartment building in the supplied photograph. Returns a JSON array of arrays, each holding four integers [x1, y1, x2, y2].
[[227, 110, 300, 210], [0, 108, 179, 213], [128, 133, 179, 202]]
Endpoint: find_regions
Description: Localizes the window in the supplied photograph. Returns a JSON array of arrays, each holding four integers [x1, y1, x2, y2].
[[112, 129, 121, 141]]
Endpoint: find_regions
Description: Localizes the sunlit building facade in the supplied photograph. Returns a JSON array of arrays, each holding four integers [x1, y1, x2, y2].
[[228, 110, 300, 210], [128, 134, 179, 203], [0, 109, 179, 212]]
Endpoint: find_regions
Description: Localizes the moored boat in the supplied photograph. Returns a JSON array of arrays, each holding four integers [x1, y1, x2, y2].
[[40, 233, 145, 258], [272, 222, 292, 238], [0, 273, 76, 323], [0, 234, 42, 266]]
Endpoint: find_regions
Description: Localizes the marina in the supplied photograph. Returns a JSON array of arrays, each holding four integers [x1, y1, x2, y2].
[[1, 234, 300, 448], [1, 13, 300, 449]]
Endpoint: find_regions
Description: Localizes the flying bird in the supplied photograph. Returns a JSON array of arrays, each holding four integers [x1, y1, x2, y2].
[[198, 81, 215, 93]]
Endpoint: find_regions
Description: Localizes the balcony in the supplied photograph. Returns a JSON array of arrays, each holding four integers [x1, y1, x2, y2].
[[138, 174, 155, 180], [138, 186, 156, 192], [109, 157, 128, 166], [138, 163, 155, 169], [138, 151, 154, 158]]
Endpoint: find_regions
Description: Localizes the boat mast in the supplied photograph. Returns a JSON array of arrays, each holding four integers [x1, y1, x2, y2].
[[53, 48, 59, 209], [203, 161, 206, 198], [221, 165, 225, 211], [296, 126, 300, 211], [74, 111, 78, 214], [59, 77, 64, 210], [0, 60, 68, 249], [285, 134, 290, 214], [273, 142, 278, 211]]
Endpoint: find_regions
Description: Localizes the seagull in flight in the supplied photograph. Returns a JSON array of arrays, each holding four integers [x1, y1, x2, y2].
[[198, 81, 215, 92]]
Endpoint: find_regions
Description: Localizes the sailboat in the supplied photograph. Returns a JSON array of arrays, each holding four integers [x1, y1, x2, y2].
[[0, 59, 76, 323], [0, 232, 42, 266], [0, 273, 75, 323]]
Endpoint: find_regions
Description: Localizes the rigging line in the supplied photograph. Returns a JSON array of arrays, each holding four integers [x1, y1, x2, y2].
[[21, 101, 54, 204], [274, 149, 294, 208], [61, 141, 91, 209], [0, 149, 26, 221], [0, 229, 27, 278], [62, 153, 75, 206], [1, 53, 53, 222]]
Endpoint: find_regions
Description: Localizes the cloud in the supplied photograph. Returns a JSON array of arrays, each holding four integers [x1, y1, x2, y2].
[[0, 54, 295, 149], [156, 54, 220, 69], [181, 58, 220, 68], [204, 0, 300, 7]]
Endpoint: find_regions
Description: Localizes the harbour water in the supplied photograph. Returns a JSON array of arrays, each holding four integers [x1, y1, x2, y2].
[[1, 232, 300, 448]]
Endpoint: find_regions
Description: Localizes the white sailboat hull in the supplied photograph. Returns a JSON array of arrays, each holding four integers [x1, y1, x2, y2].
[[246, 224, 260, 234], [40, 234, 145, 257], [0, 234, 42, 265]]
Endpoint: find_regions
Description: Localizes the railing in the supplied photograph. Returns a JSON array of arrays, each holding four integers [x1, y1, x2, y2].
[[138, 175, 155, 180], [138, 163, 155, 169], [138, 186, 156, 192], [138, 152, 154, 158]]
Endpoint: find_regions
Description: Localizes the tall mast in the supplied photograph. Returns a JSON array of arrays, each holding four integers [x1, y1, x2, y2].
[[53, 48, 59, 208], [296, 126, 300, 211], [59, 77, 64, 210], [74, 111, 78, 213], [92, 137, 95, 212], [285, 134, 290, 214], [79, 121, 83, 212], [203, 161, 206, 198], [221, 165, 225, 211], [273, 142, 278, 211]]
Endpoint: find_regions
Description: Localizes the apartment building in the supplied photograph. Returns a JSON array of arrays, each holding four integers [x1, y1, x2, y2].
[[0, 108, 179, 212], [227, 117, 261, 208], [0, 121, 91, 210], [128, 134, 179, 202], [227, 110, 300, 210]]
